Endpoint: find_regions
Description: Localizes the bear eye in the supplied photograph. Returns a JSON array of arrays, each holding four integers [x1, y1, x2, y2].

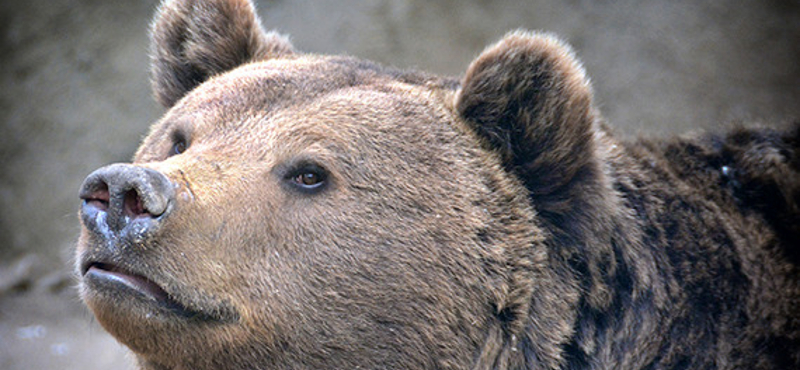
[[169, 134, 189, 157], [286, 164, 328, 192], [295, 172, 323, 187]]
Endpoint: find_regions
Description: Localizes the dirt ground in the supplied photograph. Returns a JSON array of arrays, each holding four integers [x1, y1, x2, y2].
[[1, 0, 798, 369]]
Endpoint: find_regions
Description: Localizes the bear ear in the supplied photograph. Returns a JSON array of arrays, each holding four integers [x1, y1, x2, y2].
[[456, 31, 608, 235], [150, 0, 294, 107]]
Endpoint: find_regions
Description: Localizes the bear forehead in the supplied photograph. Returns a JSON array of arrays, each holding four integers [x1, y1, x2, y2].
[[168, 55, 455, 122], [151, 55, 460, 152], [138, 55, 467, 169]]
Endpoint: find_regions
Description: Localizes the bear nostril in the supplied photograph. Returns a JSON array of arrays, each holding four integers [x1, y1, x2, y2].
[[83, 183, 110, 212], [123, 189, 147, 217]]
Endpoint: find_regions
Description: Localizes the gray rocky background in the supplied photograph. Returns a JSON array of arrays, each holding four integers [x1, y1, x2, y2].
[[1, 0, 798, 369]]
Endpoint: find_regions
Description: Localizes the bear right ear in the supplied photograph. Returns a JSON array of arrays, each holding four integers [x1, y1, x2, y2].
[[456, 31, 610, 239], [150, 0, 294, 107]]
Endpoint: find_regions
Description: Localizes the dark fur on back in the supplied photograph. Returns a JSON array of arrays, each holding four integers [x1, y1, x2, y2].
[[603, 124, 800, 369], [549, 124, 800, 369]]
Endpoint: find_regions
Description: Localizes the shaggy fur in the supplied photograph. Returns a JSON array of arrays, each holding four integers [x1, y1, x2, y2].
[[76, 0, 800, 369]]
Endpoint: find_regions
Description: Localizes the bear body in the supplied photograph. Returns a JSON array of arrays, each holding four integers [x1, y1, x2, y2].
[[76, 0, 800, 369]]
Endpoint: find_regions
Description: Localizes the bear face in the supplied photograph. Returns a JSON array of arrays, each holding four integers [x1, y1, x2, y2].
[[80, 58, 551, 369], [77, 0, 800, 369]]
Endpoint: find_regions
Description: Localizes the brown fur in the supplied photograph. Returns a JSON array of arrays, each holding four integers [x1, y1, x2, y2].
[[76, 0, 800, 369]]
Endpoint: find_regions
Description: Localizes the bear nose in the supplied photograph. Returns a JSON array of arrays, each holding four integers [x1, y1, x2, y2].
[[79, 164, 175, 238]]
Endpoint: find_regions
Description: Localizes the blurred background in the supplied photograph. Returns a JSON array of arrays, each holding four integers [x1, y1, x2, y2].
[[1, 0, 798, 369]]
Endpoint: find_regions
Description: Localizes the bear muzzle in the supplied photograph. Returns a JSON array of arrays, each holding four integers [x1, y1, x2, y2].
[[77, 164, 240, 321]]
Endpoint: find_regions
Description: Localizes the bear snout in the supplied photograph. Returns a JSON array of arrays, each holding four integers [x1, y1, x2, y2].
[[79, 164, 176, 241]]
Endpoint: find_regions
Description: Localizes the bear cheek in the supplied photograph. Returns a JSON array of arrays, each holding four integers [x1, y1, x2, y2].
[[152, 172, 300, 324]]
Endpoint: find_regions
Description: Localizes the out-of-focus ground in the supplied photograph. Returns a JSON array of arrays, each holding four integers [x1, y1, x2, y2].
[[1, 0, 798, 369]]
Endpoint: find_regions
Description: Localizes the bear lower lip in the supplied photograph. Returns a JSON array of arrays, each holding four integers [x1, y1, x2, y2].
[[85, 262, 170, 303], [82, 260, 239, 322]]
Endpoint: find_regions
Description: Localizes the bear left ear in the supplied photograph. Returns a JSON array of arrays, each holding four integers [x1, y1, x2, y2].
[[150, 0, 294, 108], [457, 31, 609, 238]]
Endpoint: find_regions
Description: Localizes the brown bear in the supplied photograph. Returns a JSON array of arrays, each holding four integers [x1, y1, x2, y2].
[[75, 0, 800, 369]]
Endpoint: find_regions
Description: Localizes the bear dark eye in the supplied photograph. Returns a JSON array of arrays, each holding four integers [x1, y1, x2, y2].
[[287, 164, 328, 192], [296, 172, 322, 187], [169, 134, 189, 157]]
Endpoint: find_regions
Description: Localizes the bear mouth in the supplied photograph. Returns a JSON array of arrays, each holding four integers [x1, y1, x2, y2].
[[82, 262, 194, 316], [80, 259, 240, 323], [84, 262, 169, 300]]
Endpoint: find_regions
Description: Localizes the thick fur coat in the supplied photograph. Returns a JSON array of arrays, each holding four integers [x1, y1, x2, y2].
[[76, 0, 800, 369]]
